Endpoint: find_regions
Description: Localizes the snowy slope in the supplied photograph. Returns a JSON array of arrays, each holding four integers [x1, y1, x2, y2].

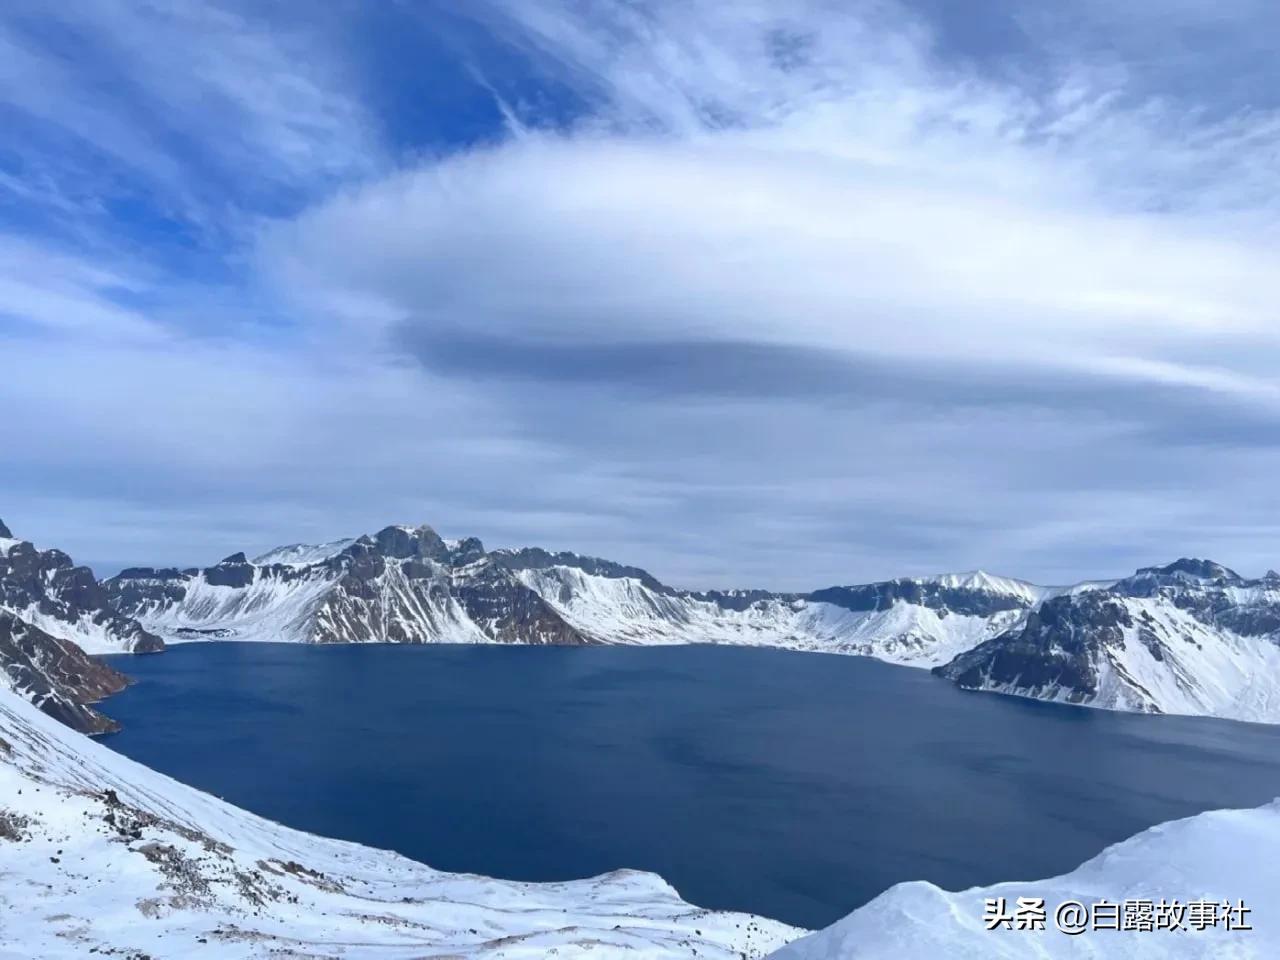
[[512, 565, 1027, 667], [103, 526, 586, 647], [937, 563, 1280, 722], [770, 800, 1279, 959], [0, 610, 129, 735], [252, 538, 356, 566], [110, 559, 346, 643], [0, 519, 159, 731], [3, 677, 1278, 959], [0, 519, 161, 656], [93, 519, 1280, 723], [0, 684, 799, 959]]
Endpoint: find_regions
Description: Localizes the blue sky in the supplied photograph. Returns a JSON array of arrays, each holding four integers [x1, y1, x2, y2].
[[3, 0, 1280, 589]]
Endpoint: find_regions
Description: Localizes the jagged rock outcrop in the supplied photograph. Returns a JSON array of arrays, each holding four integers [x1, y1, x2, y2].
[[93, 516, 1280, 722], [104, 524, 591, 646], [103, 526, 1044, 667], [934, 559, 1280, 720], [0, 610, 127, 734], [0, 521, 162, 655], [0, 518, 161, 733]]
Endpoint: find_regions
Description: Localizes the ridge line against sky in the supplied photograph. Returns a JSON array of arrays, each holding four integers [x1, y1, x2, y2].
[[1, 0, 1279, 590]]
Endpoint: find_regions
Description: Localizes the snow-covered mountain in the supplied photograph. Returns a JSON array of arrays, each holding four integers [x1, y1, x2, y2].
[[95, 521, 1280, 721], [0, 518, 162, 655], [0, 610, 129, 735], [103, 525, 588, 646], [0, 682, 799, 959], [0, 518, 160, 733], [101, 525, 1047, 667], [499, 554, 1039, 666], [936, 560, 1280, 723]]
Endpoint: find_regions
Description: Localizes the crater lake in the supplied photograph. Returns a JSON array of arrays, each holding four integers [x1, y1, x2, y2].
[[102, 642, 1280, 929]]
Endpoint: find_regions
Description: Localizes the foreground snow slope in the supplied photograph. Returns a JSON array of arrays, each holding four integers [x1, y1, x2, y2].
[[0, 686, 799, 959], [772, 801, 1279, 959]]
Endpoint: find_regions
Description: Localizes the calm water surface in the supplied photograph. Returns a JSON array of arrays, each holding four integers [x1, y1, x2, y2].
[[102, 643, 1280, 929]]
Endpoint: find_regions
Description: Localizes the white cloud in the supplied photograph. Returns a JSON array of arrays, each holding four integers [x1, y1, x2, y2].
[[265, 0, 1280, 403], [5, 0, 1280, 587], [0, 0, 381, 231]]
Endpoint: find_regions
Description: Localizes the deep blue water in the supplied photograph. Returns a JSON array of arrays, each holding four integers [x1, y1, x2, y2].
[[102, 643, 1280, 930]]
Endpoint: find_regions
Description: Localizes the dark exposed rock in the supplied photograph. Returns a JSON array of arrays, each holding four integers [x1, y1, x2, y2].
[[810, 579, 1030, 617], [1132, 557, 1241, 583], [371, 525, 450, 562], [452, 561, 590, 645], [935, 593, 1133, 704], [0, 532, 163, 655], [205, 554, 255, 589], [0, 610, 128, 734], [0, 521, 159, 732], [0, 518, 11, 539], [106, 522, 593, 647], [934, 560, 1280, 713]]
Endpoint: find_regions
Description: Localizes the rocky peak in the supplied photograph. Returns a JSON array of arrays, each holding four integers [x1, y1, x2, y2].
[[0, 517, 11, 538], [1134, 558, 1241, 584], [448, 536, 487, 566], [205, 552, 254, 589], [371, 524, 450, 562], [0, 610, 129, 734], [809, 576, 1033, 616]]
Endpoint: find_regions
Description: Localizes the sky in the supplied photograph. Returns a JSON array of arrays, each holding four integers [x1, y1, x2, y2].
[[2, 0, 1280, 589]]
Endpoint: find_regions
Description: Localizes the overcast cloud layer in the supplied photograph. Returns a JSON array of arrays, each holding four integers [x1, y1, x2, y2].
[[2, 0, 1279, 589]]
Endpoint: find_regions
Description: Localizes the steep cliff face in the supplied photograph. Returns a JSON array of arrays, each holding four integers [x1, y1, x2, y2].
[[102, 522, 1043, 664], [0, 519, 159, 733], [0, 610, 128, 734], [503, 559, 1040, 666], [0, 522, 162, 655], [103, 525, 591, 646], [94, 517, 1280, 722], [935, 560, 1280, 721]]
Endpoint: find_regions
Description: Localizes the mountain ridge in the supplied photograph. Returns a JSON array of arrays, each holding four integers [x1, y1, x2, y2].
[[6, 514, 1280, 728], [94, 519, 1280, 723], [0, 518, 163, 733]]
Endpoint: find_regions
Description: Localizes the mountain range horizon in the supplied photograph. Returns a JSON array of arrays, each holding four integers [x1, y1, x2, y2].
[[5, 515, 1272, 598]]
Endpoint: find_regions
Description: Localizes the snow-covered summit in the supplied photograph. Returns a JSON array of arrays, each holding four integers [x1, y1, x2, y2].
[[251, 538, 356, 567], [937, 563, 1280, 722], [0, 522, 161, 656], [87, 518, 1280, 722], [913, 569, 1051, 603], [103, 523, 586, 647]]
